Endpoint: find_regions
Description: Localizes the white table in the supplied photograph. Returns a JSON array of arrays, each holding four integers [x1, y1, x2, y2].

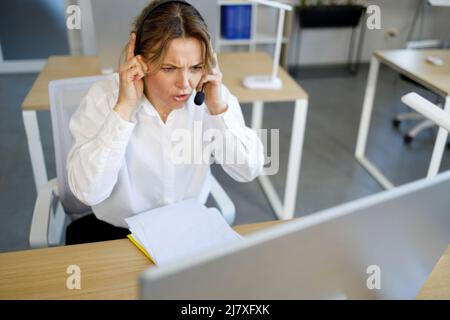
[[355, 49, 450, 189]]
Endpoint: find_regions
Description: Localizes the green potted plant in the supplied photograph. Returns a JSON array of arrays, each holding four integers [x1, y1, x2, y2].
[[297, 0, 367, 28]]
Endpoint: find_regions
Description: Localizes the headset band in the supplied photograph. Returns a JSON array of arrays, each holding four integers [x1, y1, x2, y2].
[[134, 0, 206, 56]]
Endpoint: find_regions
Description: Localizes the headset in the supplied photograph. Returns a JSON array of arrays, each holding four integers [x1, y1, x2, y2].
[[134, 0, 208, 106]]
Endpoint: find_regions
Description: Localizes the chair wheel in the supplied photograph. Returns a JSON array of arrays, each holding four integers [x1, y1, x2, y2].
[[392, 119, 401, 128], [404, 135, 413, 144]]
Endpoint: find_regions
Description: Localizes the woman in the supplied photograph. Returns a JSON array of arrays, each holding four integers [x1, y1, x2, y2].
[[66, 0, 264, 244]]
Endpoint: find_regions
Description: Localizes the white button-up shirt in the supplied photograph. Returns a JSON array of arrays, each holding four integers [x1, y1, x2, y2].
[[67, 73, 264, 227]]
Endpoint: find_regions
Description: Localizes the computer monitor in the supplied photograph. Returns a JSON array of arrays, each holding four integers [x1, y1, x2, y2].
[[140, 171, 450, 299]]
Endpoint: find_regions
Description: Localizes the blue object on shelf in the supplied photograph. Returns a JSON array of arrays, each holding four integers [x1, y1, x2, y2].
[[221, 5, 252, 39]]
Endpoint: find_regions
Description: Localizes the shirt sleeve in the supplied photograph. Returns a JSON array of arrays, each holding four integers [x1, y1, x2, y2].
[[203, 84, 265, 182], [66, 81, 136, 206]]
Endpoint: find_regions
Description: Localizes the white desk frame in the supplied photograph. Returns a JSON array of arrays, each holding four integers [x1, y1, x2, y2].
[[251, 99, 308, 220], [355, 55, 450, 189]]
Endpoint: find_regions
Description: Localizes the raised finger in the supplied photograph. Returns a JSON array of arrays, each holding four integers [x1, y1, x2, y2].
[[212, 52, 220, 73], [126, 33, 136, 62]]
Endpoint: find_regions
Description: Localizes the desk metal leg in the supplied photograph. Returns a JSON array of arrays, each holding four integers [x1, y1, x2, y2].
[[427, 96, 450, 178], [251, 101, 264, 129], [252, 99, 308, 220], [252, 101, 282, 215], [356, 56, 379, 159], [23, 110, 48, 192], [251, 101, 283, 215], [355, 57, 395, 190], [282, 99, 308, 219]]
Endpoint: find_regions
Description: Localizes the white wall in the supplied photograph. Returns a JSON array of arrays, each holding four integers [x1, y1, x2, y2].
[[71, 0, 450, 69], [76, 0, 218, 72], [287, 0, 450, 66]]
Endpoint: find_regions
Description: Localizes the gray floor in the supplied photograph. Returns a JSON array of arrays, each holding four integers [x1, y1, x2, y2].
[[1, 64, 449, 253]]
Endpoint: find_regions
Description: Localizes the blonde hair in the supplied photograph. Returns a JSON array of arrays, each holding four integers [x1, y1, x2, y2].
[[120, 0, 214, 74]]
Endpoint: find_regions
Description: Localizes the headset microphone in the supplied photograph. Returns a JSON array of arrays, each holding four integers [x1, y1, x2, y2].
[[194, 83, 206, 106]]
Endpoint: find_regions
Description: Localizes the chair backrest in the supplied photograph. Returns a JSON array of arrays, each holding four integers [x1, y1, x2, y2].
[[48, 75, 106, 215]]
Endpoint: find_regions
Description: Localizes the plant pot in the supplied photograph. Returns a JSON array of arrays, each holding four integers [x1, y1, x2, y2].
[[297, 5, 366, 28]]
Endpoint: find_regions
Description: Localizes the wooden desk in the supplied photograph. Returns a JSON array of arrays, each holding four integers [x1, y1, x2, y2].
[[23, 52, 308, 220], [22, 56, 101, 111], [1, 220, 447, 300], [355, 49, 450, 189], [0, 220, 284, 300], [375, 50, 450, 97], [219, 52, 308, 103], [417, 245, 450, 300]]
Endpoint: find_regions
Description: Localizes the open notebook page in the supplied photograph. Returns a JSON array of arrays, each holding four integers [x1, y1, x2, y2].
[[125, 198, 242, 266]]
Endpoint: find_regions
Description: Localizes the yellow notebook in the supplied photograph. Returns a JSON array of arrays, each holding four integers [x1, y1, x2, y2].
[[127, 234, 155, 264]]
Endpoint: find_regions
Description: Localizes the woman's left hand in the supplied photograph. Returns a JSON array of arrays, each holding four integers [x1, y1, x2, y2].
[[197, 53, 228, 115]]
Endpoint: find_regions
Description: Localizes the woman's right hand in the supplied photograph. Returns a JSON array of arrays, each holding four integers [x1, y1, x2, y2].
[[115, 32, 149, 121]]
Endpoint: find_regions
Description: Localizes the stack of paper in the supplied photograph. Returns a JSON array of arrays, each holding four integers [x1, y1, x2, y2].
[[125, 199, 242, 267]]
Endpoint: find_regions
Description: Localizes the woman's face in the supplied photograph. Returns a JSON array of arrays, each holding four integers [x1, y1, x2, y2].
[[144, 37, 204, 110]]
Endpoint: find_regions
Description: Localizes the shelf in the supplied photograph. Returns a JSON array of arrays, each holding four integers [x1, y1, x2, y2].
[[254, 34, 289, 44], [218, 38, 252, 45], [218, 0, 294, 6], [218, 0, 253, 6], [216, 0, 293, 67], [218, 34, 289, 46]]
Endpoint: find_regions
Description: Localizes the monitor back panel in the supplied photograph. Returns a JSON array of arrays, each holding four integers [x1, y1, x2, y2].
[[140, 173, 450, 299]]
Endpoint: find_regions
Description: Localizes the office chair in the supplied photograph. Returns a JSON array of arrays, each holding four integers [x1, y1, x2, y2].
[[29, 76, 235, 249], [392, 0, 449, 144], [401, 92, 450, 150], [391, 40, 445, 144], [392, 76, 443, 144]]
